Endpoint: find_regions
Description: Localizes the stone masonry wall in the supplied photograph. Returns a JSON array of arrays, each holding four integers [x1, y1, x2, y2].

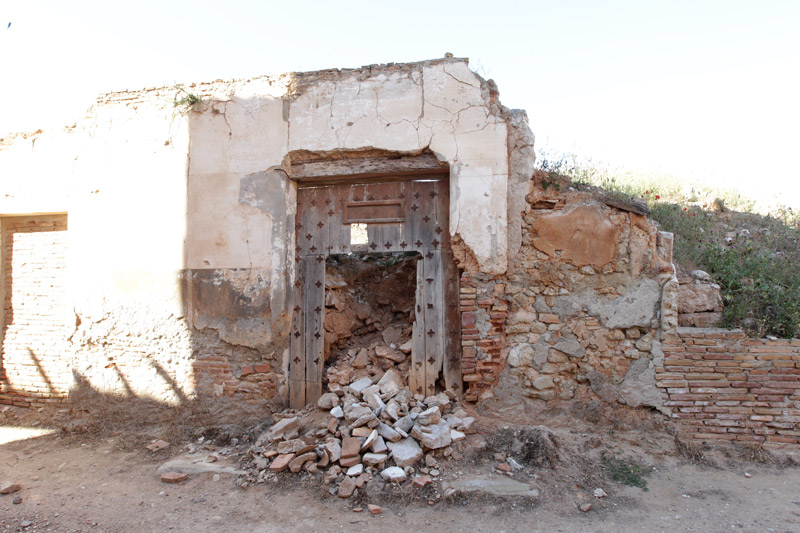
[[660, 327, 800, 449], [0, 215, 72, 408], [459, 176, 675, 413]]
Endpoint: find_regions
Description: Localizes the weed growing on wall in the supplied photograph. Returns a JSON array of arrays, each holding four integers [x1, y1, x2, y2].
[[172, 86, 202, 110], [536, 150, 800, 338]]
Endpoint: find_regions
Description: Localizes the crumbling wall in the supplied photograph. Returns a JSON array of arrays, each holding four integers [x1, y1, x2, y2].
[[469, 176, 676, 415]]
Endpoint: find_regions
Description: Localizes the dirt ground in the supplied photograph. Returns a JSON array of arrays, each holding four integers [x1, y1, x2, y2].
[[2, 406, 800, 533]]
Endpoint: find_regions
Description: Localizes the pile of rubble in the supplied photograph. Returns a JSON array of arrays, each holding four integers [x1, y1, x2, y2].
[[242, 370, 476, 498]]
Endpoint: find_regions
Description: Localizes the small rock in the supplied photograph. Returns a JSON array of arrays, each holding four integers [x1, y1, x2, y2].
[[339, 455, 361, 468], [20, 521, 32, 528], [387, 437, 423, 467], [13, 496, 22, 504], [347, 464, 364, 477], [413, 474, 432, 488], [593, 488, 608, 498], [160, 472, 188, 483], [269, 453, 296, 472], [371, 435, 388, 454], [377, 422, 402, 443], [352, 348, 370, 369], [317, 392, 340, 410], [497, 463, 512, 472], [267, 416, 301, 442], [367, 504, 383, 515], [380, 466, 407, 483], [580, 503, 592, 512], [338, 476, 357, 498], [361, 430, 378, 451], [288, 452, 317, 473], [145, 440, 170, 452], [0, 482, 21, 494], [362, 453, 388, 466], [398, 341, 412, 354], [324, 440, 342, 463], [341, 437, 363, 458], [330, 406, 344, 419], [349, 377, 373, 393]]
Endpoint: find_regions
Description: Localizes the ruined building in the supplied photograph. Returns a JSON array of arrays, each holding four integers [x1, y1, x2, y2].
[[2, 58, 799, 448]]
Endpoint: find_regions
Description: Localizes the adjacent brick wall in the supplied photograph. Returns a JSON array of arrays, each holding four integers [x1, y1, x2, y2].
[[660, 327, 800, 449], [1, 214, 72, 407]]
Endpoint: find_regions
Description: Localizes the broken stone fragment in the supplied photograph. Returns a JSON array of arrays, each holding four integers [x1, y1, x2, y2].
[[371, 435, 388, 454], [362, 453, 388, 466], [267, 416, 301, 442], [349, 377, 373, 393], [374, 345, 405, 363], [450, 429, 466, 442], [412, 474, 432, 488], [346, 464, 364, 477], [365, 391, 386, 411], [324, 440, 342, 463], [288, 452, 317, 473], [457, 417, 476, 433], [145, 440, 170, 452], [380, 466, 407, 483], [352, 348, 370, 369], [361, 429, 378, 451], [411, 419, 452, 450], [330, 406, 344, 419], [387, 437, 423, 467], [417, 406, 441, 426], [276, 439, 306, 454], [393, 416, 414, 434], [398, 340, 412, 354], [377, 422, 402, 443], [352, 426, 373, 438], [344, 403, 373, 423], [269, 453, 296, 472], [317, 392, 340, 410], [338, 476, 357, 498], [341, 437, 363, 458], [160, 472, 188, 484], [367, 504, 383, 514], [377, 369, 403, 396], [339, 455, 361, 468], [351, 413, 378, 429], [0, 482, 21, 494]]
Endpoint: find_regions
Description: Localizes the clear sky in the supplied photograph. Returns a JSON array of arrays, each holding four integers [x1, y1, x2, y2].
[[2, 0, 799, 206]]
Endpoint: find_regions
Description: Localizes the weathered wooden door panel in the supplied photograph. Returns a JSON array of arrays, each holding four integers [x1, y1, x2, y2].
[[291, 177, 458, 408]]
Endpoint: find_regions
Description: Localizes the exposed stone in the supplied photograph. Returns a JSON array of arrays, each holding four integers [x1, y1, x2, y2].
[[266, 416, 301, 442], [324, 440, 342, 463], [1, 482, 22, 494], [317, 392, 340, 410], [346, 464, 364, 477], [160, 472, 188, 483], [362, 453, 388, 466], [387, 437, 423, 467], [413, 474, 432, 487], [352, 348, 370, 369], [330, 405, 344, 419], [269, 453, 296, 472], [338, 476, 357, 498], [349, 377, 373, 393], [411, 419, 452, 450], [531, 204, 622, 267], [341, 437, 363, 458], [378, 369, 403, 396], [377, 422, 403, 442], [374, 345, 406, 363], [417, 406, 441, 426], [380, 466, 407, 482], [288, 452, 317, 473], [367, 504, 383, 514]]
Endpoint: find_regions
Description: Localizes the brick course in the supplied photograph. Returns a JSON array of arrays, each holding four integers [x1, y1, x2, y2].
[[660, 327, 800, 449], [1, 215, 72, 408]]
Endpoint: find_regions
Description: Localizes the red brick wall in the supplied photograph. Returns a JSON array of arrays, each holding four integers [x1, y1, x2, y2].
[[1, 214, 72, 408], [460, 272, 508, 402], [660, 327, 800, 449]]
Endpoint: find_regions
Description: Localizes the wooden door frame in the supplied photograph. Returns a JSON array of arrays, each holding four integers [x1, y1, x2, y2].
[[288, 174, 461, 409]]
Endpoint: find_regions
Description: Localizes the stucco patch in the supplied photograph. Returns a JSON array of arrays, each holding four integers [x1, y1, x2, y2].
[[531, 204, 622, 267]]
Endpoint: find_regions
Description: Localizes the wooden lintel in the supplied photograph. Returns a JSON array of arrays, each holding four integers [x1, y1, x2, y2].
[[292, 153, 448, 184]]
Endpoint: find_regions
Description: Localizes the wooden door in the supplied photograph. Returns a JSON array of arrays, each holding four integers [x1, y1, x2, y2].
[[290, 178, 461, 408]]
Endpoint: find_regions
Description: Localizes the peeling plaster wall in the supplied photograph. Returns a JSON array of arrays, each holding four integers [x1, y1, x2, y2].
[[0, 58, 518, 420]]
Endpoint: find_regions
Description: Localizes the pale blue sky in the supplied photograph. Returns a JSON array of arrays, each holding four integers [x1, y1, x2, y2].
[[2, 0, 798, 204]]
